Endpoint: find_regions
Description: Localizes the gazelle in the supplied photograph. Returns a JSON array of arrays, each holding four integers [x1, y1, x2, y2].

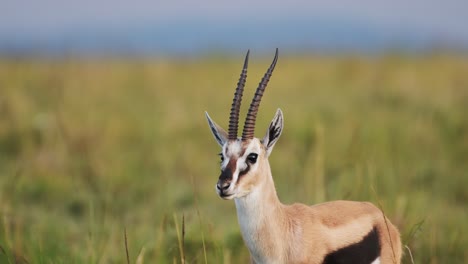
[[205, 49, 402, 264]]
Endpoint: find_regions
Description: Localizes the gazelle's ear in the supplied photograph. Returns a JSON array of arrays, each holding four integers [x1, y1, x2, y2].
[[205, 112, 228, 147], [262, 109, 284, 156]]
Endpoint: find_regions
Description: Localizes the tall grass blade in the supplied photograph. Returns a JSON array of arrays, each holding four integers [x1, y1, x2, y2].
[[173, 213, 185, 264], [124, 227, 130, 264]]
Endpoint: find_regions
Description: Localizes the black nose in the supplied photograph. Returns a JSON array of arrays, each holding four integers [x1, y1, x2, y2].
[[217, 181, 230, 191]]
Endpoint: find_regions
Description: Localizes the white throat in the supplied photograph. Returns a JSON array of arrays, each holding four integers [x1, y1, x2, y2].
[[233, 172, 284, 263]]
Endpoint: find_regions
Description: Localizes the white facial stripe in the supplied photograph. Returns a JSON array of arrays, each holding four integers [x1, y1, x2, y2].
[[232, 139, 261, 186], [228, 141, 243, 185]]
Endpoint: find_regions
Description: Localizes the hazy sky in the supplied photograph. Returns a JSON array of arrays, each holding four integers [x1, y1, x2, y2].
[[1, 0, 467, 39]]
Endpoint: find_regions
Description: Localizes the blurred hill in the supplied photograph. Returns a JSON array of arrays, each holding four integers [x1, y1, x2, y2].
[[1, 17, 467, 57]]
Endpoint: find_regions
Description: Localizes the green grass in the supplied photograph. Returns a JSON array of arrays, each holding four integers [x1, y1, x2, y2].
[[0, 53, 467, 263]]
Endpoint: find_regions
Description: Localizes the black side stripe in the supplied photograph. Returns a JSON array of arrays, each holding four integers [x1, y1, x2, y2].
[[322, 226, 381, 264]]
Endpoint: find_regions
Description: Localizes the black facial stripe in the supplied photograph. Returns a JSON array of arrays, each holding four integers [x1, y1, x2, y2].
[[322, 226, 381, 264], [219, 167, 232, 181], [219, 158, 237, 181], [238, 165, 250, 178]]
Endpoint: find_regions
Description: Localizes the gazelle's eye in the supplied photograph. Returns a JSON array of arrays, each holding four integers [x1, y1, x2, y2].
[[247, 153, 258, 164]]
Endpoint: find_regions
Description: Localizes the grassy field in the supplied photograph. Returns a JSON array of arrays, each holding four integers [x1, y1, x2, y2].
[[0, 53, 467, 263]]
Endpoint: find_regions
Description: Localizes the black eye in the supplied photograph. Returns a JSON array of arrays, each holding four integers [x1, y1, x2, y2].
[[247, 153, 258, 164], [218, 153, 224, 163]]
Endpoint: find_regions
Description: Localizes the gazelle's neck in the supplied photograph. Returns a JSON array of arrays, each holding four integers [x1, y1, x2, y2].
[[234, 161, 286, 263]]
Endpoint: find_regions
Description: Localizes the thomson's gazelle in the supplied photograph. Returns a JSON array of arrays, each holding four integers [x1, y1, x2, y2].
[[205, 49, 402, 264]]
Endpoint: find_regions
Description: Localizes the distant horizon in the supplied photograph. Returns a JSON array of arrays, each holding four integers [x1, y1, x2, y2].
[[1, 18, 467, 57]]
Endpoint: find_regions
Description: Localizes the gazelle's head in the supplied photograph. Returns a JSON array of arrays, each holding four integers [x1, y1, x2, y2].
[[205, 49, 283, 200]]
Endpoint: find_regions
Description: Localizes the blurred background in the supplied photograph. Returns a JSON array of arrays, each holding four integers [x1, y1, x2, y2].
[[1, 1, 467, 263]]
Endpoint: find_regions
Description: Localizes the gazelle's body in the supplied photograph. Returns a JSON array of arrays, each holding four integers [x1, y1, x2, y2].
[[205, 50, 402, 264]]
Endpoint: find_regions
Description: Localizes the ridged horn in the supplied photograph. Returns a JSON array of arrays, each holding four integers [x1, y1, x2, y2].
[[228, 50, 249, 140], [242, 48, 278, 140]]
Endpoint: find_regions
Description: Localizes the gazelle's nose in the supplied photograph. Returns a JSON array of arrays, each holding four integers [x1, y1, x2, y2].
[[216, 181, 231, 191]]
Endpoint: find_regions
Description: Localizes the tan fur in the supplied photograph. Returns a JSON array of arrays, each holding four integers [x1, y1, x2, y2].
[[224, 139, 401, 264]]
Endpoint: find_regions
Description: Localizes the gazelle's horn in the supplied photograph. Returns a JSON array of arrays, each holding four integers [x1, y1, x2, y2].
[[228, 50, 249, 140], [242, 48, 278, 140]]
